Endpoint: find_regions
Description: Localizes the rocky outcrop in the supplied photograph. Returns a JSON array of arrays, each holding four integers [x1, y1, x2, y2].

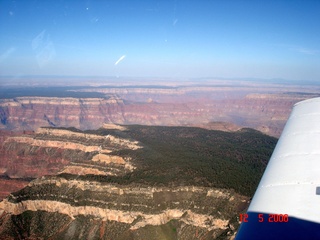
[[0, 177, 247, 239], [4, 136, 108, 153], [0, 126, 140, 181], [58, 165, 111, 176], [36, 127, 108, 140], [0, 199, 229, 231], [37, 127, 141, 150], [102, 123, 128, 131]]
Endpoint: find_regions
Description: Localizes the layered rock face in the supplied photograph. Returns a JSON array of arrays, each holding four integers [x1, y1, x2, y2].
[[1, 87, 318, 137], [0, 179, 247, 239], [0, 126, 139, 180], [0, 125, 277, 239], [0, 97, 125, 131], [0, 130, 33, 200], [0, 125, 139, 202]]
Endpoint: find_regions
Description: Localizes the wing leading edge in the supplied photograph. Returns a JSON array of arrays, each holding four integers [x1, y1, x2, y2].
[[236, 97, 320, 240]]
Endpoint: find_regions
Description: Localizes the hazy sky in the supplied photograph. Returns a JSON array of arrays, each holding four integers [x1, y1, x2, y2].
[[1, 0, 320, 81]]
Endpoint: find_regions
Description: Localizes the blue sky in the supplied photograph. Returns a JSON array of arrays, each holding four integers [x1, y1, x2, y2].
[[1, 0, 320, 81]]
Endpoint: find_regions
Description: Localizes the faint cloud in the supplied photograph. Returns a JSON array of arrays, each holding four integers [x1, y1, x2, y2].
[[0, 47, 16, 63], [275, 44, 319, 56], [173, 18, 178, 26], [32, 30, 56, 67], [35, 41, 56, 67], [32, 30, 46, 50], [294, 47, 318, 55], [285, 44, 319, 55], [91, 17, 99, 23], [115, 55, 126, 66]]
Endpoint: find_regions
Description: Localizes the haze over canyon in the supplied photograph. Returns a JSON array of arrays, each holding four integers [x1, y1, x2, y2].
[[1, 78, 319, 137]]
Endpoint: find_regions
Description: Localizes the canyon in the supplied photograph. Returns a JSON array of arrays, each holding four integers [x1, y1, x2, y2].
[[0, 124, 277, 239], [0, 78, 319, 239]]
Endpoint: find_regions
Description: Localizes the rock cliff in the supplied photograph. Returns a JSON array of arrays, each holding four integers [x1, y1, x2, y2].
[[0, 126, 139, 180], [0, 89, 317, 137], [0, 176, 246, 239], [0, 125, 277, 239], [0, 96, 125, 131]]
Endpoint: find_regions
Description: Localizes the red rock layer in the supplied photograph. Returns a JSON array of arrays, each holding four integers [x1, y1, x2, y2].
[[0, 92, 316, 137]]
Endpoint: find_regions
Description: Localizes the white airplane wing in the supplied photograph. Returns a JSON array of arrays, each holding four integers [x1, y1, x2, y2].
[[236, 97, 320, 239]]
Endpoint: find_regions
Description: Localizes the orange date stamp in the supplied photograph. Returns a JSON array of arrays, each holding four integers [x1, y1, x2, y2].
[[239, 213, 289, 223]]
